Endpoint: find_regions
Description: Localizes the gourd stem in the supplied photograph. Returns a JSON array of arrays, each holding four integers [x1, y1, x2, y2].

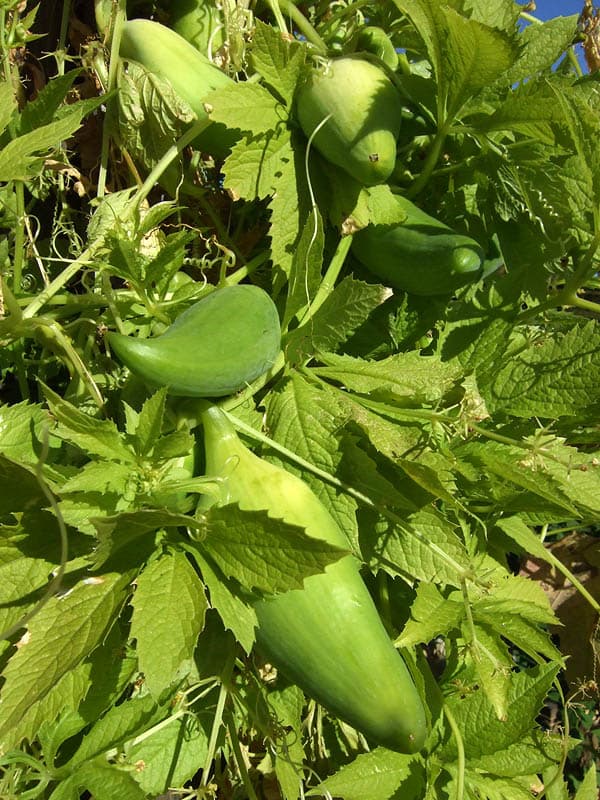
[[443, 703, 465, 800], [278, 0, 328, 54]]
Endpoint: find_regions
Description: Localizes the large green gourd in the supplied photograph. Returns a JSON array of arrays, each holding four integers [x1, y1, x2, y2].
[[108, 285, 281, 397], [295, 57, 403, 186], [352, 194, 485, 295], [119, 18, 236, 157], [201, 406, 428, 754]]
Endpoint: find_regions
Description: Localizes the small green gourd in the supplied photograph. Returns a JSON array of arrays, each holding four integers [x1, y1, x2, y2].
[[352, 194, 485, 295], [201, 406, 428, 753], [108, 285, 281, 398], [295, 57, 403, 186]]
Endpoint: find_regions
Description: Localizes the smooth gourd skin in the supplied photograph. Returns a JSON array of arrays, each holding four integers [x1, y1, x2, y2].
[[166, 0, 225, 56], [119, 19, 236, 157], [352, 26, 399, 71], [108, 285, 281, 398], [295, 57, 403, 186], [352, 194, 485, 295], [201, 407, 428, 754]]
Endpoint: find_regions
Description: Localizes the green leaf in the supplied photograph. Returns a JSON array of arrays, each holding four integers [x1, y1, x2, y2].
[[44, 388, 134, 463], [0, 453, 48, 514], [283, 207, 325, 327], [91, 509, 203, 568], [442, 662, 560, 759], [67, 759, 148, 800], [123, 713, 209, 795], [0, 543, 59, 640], [392, 1, 516, 120], [67, 693, 167, 769], [470, 731, 564, 777], [189, 548, 257, 653], [130, 550, 207, 698], [288, 277, 386, 358], [503, 16, 579, 85], [0, 572, 130, 746], [202, 504, 347, 594], [206, 82, 287, 134], [313, 351, 461, 405], [308, 749, 424, 800], [223, 126, 292, 201], [365, 508, 472, 587], [466, 621, 514, 721], [266, 372, 359, 547], [17, 71, 80, 134], [0, 80, 16, 136], [0, 105, 94, 182], [133, 388, 167, 457], [574, 766, 599, 800], [249, 19, 305, 105], [0, 399, 50, 464], [397, 583, 464, 647], [485, 320, 600, 418]]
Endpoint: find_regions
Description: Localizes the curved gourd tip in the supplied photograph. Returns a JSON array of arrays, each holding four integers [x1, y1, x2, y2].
[[452, 245, 484, 275]]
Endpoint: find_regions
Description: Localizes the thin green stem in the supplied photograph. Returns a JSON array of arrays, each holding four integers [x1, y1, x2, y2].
[[278, 0, 327, 53], [267, 0, 289, 35], [443, 703, 465, 800], [226, 714, 260, 800], [97, 0, 126, 199], [200, 650, 236, 787], [545, 549, 600, 615], [406, 119, 452, 199], [295, 234, 352, 327], [562, 292, 600, 316]]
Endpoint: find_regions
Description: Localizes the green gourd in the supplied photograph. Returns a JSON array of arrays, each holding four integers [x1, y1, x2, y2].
[[352, 194, 485, 295], [119, 18, 237, 157], [352, 26, 399, 71], [166, 0, 225, 57], [108, 285, 281, 398], [201, 406, 428, 754], [295, 57, 403, 186]]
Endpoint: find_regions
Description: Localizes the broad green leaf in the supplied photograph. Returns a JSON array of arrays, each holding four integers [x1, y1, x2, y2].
[[465, 621, 513, 721], [397, 583, 464, 647], [494, 516, 551, 562], [462, 0, 520, 33], [206, 82, 287, 134], [0, 546, 59, 638], [460, 771, 540, 800], [365, 507, 472, 587], [202, 504, 347, 594], [455, 439, 579, 516], [44, 388, 134, 463], [269, 684, 305, 800], [287, 277, 386, 358], [574, 766, 599, 800], [130, 551, 207, 698], [249, 19, 305, 105], [66, 759, 148, 800], [0, 453, 48, 514], [313, 351, 461, 405], [474, 574, 558, 625], [91, 508, 203, 568], [60, 460, 134, 495], [283, 207, 325, 327], [470, 731, 564, 777], [0, 106, 94, 182], [223, 125, 292, 200], [66, 693, 167, 769], [485, 320, 600, 417], [392, 1, 516, 120], [308, 749, 424, 800], [266, 372, 359, 547], [0, 572, 130, 746], [124, 712, 209, 795], [17, 72, 80, 134], [0, 80, 16, 136], [0, 400, 50, 464], [189, 549, 257, 653], [503, 15, 579, 86], [442, 661, 560, 759]]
